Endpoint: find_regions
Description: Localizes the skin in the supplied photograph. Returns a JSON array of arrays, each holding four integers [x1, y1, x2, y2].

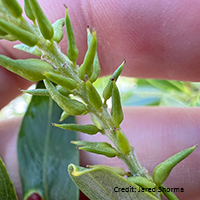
[[0, 0, 200, 199]]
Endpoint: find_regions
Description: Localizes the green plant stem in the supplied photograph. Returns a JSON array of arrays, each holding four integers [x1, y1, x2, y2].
[[36, 34, 148, 178], [91, 107, 148, 178]]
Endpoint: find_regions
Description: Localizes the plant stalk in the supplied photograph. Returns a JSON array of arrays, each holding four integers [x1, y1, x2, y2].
[[36, 34, 148, 178]]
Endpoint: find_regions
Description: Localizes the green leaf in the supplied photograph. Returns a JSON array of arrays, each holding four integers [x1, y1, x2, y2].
[[0, 156, 18, 200], [139, 79, 188, 94], [17, 81, 79, 200], [68, 164, 159, 200]]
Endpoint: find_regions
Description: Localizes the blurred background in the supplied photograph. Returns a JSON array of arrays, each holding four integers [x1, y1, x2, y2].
[[1, 77, 200, 120]]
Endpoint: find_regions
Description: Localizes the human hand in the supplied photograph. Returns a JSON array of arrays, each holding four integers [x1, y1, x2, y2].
[[0, 0, 200, 199]]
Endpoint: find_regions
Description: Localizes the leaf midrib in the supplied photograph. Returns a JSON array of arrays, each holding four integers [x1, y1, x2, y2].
[[43, 98, 53, 200]]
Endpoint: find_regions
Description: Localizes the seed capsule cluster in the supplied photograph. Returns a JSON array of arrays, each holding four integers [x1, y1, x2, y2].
[[0, 1, 197, 199]]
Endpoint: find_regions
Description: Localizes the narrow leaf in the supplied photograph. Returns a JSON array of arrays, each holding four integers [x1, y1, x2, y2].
[[0, 157, 18, 200], [17, 81, 79, 200], [68, 164, 159, 200]]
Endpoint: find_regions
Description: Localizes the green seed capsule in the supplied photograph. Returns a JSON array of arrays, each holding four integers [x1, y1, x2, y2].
[[53, 123, 100, 135], [59, 111, 69, 122], [65, 7, 78, 64], [102, 81, 113, 102], [78, 31, 97, 80], [116, 130, 131, 155], [112, 59, 126, 80], [103, 60, 125, 101], [79, 146, 117, 158], [22, 89, 49, 96], [24, 0, 35, 21], [0, 20, 38, 47], [52, 18, 65, 43], [56, 85, 70, 97], [71, 141, 113, 147], [86, 80, 102, 110], [127, 176, 156, 194], [111, 82, 124, 127], [87, 27, 93, 46], [152, 145, 197, 187], [87, 165, 127, 176], [87, 28, 101, 83], [2, 0, 23, 18], [159, 185, 179, 200], [89, 54, 101, 83], [72, 141, 117, 158], [0, 55, 54, 81], [43, 71, 77, 90], [44, 79, 88, 115], [28, 0, 54, 40]]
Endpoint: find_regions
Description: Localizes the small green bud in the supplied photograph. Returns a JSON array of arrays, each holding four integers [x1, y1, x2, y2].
[[111, 81, 124, 127], [52, 18, 65, 43], [53, 123, 100, 135], [0, 55, 54, 81], [127, 176, 156, 195], [78, 31, 97, 80], [0, 20, 38, 47], [112, 59, 126, 80], [78, 146, 117, 158], [28, 0, 54, 40], [43, 71, 77, 90], [71, 141, 112, 147], [2, 0, 23, 18], [152, 145, 197, 187], [87, 165, 127, 176], [24, 0, 35, 21], [86, 80, 102, 110], [65, 7, 78, 64], [86, 27, 93, 46], [87, 27, 101, 83], [102, 60, 125, 101], [22, 89, 49, 96], [14, 44, 42, 57], [44, 79, 88, 115], [59, 111, 69, 122], [56, 85, 70, 97], [116, 130, 131, 155], [102, 80, 113, 102], [71, 141, 117, 158], [159, 185, 179, 200]]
